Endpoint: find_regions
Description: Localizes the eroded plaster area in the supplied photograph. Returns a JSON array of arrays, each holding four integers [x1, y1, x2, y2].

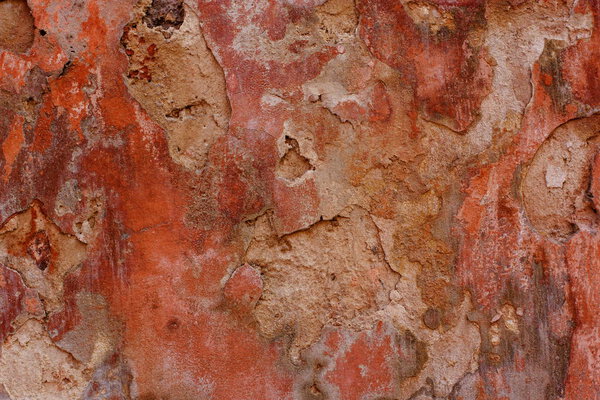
[[522, 115, 600, 240], [121, 0, 231, 170], [243, 204, 481, 397], [0, 0, 35, 54], [224, 1, 597, 398], [0, 202, 120, 400], [0, 202, 86, 313], [0, 292, 119, 400], [0, 319, 89, 400], [245, 207, 398, 360], [1, 0, 600, 398]]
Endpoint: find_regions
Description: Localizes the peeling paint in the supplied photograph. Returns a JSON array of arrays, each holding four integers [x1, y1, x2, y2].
[[2, 0, 600, 398]]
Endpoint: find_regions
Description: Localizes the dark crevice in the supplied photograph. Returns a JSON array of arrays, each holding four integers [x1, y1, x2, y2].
[[143, 0, 185, 31], [276, 136, 315, 181]]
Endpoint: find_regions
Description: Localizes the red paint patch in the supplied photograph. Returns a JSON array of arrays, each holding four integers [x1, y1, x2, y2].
[[223, 263, 263, 313], [0, 264, 43, 342], [358, 0, 492, 131]]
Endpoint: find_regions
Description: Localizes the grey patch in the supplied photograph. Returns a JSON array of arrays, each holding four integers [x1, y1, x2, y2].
[[56, 179, 82, 216]]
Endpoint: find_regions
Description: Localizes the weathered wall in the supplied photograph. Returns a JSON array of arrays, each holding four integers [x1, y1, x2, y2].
[[0, 0, 599, 398]]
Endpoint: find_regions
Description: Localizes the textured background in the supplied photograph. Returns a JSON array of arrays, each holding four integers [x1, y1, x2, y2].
[[0, 0, 599, 398]]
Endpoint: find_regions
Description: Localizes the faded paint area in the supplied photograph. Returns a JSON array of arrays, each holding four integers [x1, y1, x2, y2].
[[357, 0, 493, 132], [0, 264, 44, 342], [0, 202, 86, 313], [1, 0, 600, 398]]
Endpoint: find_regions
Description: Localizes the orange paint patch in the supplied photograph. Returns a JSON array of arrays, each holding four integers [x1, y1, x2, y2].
[[324, 324, 398, 400], [2, 115, 25, 181], [100, 94, 136, 130]]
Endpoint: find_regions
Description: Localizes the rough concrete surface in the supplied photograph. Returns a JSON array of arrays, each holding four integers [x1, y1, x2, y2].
[[0, 0, 599, 399]]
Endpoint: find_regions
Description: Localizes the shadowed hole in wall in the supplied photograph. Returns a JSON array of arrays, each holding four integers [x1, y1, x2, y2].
[[143, 0, 184, 30], [277, 136, 315, 181]]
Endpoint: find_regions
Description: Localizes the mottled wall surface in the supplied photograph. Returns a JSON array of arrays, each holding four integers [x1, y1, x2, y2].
[[0, 0, 599, 399]]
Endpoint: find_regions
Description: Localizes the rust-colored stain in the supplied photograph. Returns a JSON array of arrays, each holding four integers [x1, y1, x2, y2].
[[1, 0, 600, 399]]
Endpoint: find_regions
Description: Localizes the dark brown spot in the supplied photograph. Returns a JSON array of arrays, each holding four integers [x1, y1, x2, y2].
[[301, 382, 325, 400], [423, 307, 441, 330], [538, 40, 572, 112], [397, 330, 428, 379], [26, 231, 51, 271], [143, 0, 185, 31], [166, 318, 180, 331]]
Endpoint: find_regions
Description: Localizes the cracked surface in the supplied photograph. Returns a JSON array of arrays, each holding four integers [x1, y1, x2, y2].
[[121, 0, 230, 170], [522, 115, 600, 240], [0, 319, 90, 400], [245, 206, 398, 360], [0, 202, 86, 313], [1, 0, 600, 398]]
